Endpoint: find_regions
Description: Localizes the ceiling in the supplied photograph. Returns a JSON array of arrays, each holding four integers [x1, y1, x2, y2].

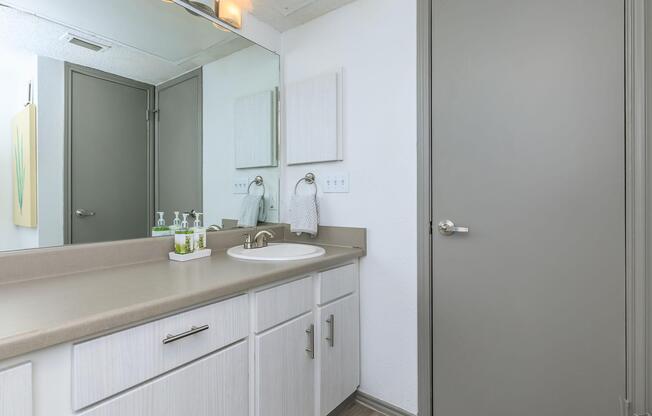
[[0, 0, 255, 85], [249, 0, 358, 32]]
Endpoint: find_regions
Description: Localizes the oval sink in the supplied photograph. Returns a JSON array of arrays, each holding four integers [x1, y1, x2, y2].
[[227, 243, 326, 261]]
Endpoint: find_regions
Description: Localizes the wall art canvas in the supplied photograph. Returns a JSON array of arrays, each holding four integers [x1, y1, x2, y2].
[[11, 103, 37, 227]]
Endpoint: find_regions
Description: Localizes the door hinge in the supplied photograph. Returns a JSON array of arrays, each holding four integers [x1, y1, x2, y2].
[[429, 220, 433, 235], [146, 109, 159, 121]]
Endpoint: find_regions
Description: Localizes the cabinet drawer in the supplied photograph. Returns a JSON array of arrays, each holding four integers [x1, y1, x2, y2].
[[80, 341, 249, 416], [73, 294, 249, 410], [318, 264, 356, 305], [254, 276, 313, 332], [0, 363, 32, 416]]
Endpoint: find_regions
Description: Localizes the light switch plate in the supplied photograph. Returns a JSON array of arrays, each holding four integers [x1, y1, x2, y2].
[[323, 173, 349, 193], [233, 177, 248, 194]]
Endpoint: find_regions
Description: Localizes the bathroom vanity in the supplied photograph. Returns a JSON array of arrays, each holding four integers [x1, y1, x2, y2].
[[0, 1, 367, 414], [0, 227, 365, 416]]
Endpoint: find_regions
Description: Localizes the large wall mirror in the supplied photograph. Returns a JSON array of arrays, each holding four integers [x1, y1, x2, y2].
[[0, 0, 280, 252]]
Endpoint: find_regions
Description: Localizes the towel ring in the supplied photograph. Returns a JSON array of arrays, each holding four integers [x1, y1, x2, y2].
[[294, 173, 317, 195], [248, 176, 266, 197]]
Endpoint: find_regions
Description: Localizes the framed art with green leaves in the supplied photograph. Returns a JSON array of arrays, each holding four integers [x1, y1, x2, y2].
[[11, 103, 37, 228]]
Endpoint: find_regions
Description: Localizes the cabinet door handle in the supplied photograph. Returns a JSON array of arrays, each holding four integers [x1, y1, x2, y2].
[[305, 324, 315, 359], [162, 325, 209, 344], [326, 314, 335, 347]]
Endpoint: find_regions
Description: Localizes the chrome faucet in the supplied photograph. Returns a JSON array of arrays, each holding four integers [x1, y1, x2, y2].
[[243, 230, 275, 249]]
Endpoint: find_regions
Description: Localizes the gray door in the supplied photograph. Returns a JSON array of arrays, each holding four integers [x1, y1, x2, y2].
[[432, 1, 625, 415], [156, 69, 202, 217], [67, 65, 153, 244], [647, 4, 652, 409]]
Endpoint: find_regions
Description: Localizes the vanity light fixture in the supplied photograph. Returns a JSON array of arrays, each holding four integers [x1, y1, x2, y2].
[[215, 0, 242, 29]]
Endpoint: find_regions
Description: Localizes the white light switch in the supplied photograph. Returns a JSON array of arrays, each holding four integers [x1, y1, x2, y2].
[[233, 177, 248, 194], [323, 173, 349, 193]]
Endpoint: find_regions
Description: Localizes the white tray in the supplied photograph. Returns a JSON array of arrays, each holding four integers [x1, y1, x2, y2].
[[169, 249, 212, 262]]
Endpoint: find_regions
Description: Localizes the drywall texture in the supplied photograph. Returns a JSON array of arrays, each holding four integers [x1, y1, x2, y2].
[[202, 46, 280, 226], [281, 0, 418, 412]]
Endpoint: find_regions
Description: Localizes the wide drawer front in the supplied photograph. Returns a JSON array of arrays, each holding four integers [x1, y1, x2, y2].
[[72, 294, 249, 410], [318, 264, 356, 305], [254, 276, 313, 333], [80, 341, 249, 416]]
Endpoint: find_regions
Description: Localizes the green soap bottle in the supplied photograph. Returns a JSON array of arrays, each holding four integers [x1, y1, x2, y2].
[[169, 211, 181, 235], [174, 213, 195, 255], [192, 212, 207, 250], [152, 212, 170, 237]]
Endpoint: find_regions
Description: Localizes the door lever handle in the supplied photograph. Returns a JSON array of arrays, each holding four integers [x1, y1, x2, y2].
[[438, 220, 469, 236], [75, 209, 96, 218]]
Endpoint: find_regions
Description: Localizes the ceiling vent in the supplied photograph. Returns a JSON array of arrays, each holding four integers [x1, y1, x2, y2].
[[61, 33, 110, 52]]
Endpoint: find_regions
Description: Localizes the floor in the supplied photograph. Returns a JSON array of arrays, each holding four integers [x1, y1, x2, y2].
[[333, 400, 384, 416]]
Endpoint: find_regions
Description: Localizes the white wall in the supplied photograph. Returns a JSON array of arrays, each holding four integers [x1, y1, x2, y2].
[[203, 46, 280, 226], [281, 0, 417, 412], [0, 49, 65, 252], [36, 56, 65, 248], [0, 45, 39, 251]]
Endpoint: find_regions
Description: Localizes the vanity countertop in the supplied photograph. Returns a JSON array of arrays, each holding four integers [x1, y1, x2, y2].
[[0, 244, 363, 361]]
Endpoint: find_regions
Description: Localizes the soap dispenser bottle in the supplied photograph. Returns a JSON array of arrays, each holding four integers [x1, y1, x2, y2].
[[174, 213, 195, 255], [169, 211, 181, 235], [152, 212, 170, 237], [192, 212, 206, 250]]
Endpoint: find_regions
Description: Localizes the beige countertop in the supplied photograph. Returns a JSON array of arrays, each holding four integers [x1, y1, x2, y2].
[[0, 245, 363, 361]]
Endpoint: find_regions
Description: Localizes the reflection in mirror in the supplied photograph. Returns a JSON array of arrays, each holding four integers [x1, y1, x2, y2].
[[0, 0, 280, 252]]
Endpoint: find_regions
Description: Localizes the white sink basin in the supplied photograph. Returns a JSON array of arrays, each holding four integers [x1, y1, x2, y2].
[[227, 243, 326, 261]]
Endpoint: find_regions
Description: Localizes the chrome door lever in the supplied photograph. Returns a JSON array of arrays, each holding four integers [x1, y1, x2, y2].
[[75, 209, 96, 218], [438, 220, 469, 236]]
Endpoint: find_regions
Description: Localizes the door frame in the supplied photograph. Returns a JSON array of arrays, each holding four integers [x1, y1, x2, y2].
[[415, 1, 649, 415], [64, 63, 156, 244], [153, 68, 203, 214]]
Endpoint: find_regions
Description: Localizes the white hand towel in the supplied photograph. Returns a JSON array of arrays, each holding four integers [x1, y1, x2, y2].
[[289, 194, 319, 236], [238, 195, 263, 227]]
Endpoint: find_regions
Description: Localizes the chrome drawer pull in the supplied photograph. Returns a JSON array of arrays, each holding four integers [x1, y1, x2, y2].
[[162, 325, 209, 344], [305, 324, 315, 359], [326, 314, 335, 347]]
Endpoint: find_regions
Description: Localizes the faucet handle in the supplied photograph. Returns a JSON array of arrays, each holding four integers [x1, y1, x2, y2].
[[243, 233, 254, 249]]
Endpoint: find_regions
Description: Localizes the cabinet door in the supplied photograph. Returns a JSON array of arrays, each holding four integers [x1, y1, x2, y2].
[[255, 313, 315, 416], [319, 294, 359, 416], [81, 341, 248, 416], [0, 363, 32, 416]]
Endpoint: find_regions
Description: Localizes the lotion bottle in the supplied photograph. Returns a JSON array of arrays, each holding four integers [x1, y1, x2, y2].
[[192, 212, 207, 250], [174, 213, 194, 255], [152, 212, 170, 237], [169, 211, 181, 235]]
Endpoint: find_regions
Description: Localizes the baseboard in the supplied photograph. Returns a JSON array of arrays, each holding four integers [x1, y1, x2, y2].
[[354, 391, 415, 416], [327, 393, 357, 416]]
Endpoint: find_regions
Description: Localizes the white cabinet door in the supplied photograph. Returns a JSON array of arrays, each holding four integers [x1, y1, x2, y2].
[[255, 313, 315, 416], [81, 342, 248, 416], [319, 294, 359, 416], [0, 362, 32, 416]]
